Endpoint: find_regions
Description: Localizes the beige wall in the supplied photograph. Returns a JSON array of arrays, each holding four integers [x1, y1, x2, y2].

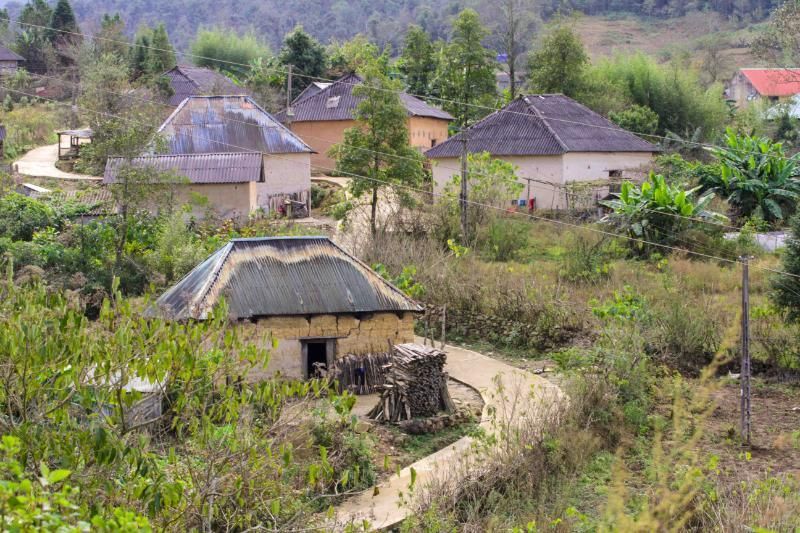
[[408, 117, 450, 152], [431, 151, 654, 210], [291, 117, 451, 174], [237, 312, 416, 381], [288, 120, 353, 173], [172, 181, 255, 220]]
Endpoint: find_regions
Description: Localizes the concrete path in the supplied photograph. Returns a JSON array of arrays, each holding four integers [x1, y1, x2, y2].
[[332, 339, 563, 530], [14, 144, 100, 181]]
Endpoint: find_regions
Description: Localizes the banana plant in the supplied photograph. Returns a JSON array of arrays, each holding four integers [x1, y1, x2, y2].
[[704, 129, 800, 223], [601, 172, 727, 255]]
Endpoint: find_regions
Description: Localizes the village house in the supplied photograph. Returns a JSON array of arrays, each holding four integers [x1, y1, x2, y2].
[[426, 94, 659, 210], [276, 73, 453, 172], [727, 68, 800, 108], [162, 65, 245, 107], [103, 95, 313, 219], [154, 236, 422, 380], [0, 45, 24, 74]]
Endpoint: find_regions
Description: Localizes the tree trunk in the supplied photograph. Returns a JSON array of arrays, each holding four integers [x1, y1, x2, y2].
[[370, 185, 378, 236]]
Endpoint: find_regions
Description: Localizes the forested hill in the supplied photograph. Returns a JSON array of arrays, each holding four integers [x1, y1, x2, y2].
[[0, 0, 783, 50]]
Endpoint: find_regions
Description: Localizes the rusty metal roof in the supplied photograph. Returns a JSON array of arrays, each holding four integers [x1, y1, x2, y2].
[[159, 95, 312, 155], [164, 65, 246, 106], [155, 236, 423, 320], [103, 152, 263, 184], [276, 73, 454, 122], [426, 94, 658, 158]]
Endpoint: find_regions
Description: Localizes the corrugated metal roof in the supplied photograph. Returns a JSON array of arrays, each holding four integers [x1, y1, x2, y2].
[[0, 125, 6, 142], [164, 65, 246, 106], [0, 45, 24, 62], [103, 152, 263, 184], [277, 73, 454, 122], [155, 236, 423, 320], [292, 81, 331, 104], [57, 128, 92, 138], [159, 95, 312, 155], [426, 94, 658, 158]]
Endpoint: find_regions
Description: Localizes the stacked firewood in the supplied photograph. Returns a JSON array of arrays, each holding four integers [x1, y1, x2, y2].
[[329, 352, 391, 395], [367, 343, 456, 423]]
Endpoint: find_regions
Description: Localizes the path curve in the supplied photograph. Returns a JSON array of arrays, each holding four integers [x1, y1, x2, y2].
[[332, 339, 564, 530], [14, 144, 101, 181]]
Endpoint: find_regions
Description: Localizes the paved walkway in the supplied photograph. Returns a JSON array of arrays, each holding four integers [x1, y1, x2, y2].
[[14, 144, 100, 181], [332, 339, 563, 530]]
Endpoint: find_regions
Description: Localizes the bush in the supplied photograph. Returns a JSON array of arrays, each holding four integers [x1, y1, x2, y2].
[[479, 217, 529, 262], [560, 233, 612, 283], [0, 193, 55, 241]]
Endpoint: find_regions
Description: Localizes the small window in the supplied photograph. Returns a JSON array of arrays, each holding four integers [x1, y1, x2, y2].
[[325, 96, 341, 109], [608, 170, 622, 178], [431, 139, 437, 147]]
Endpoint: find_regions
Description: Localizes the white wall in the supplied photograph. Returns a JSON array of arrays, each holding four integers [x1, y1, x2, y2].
[[258, 152, 312, 211]]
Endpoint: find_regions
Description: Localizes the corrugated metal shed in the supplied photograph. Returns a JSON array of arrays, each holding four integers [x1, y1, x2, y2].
[[164, 65, 246, 107], [0, 45, 24, 62], [103, 152, 263, 184], [426, 94, 658, 159], [155, 236, 423, 320], [276, 73, 454, 122], [159, 95, 312, 155]]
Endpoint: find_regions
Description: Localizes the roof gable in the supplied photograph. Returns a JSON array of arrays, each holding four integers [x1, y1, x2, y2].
[[426, 94, 657, 158], [155, 236, 423, 319], [0, 45, 24, 62], [277, 73, 453, 122], [739, 69, 800, 97], [164, 65, 245, 106], [158, 95, 312, 155]]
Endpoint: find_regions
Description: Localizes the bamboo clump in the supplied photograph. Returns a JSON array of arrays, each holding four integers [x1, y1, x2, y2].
[[367, 343, 455, 423]]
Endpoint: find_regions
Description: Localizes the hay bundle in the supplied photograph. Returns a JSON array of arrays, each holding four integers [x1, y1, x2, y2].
[[367, 343, 455, 423]]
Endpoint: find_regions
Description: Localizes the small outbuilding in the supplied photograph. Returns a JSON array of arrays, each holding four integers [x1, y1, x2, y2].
[[0, 45, 24, 74], [57, 128, 93, 160], [154, 236, 422, 380], [728, 68, 800, 109]]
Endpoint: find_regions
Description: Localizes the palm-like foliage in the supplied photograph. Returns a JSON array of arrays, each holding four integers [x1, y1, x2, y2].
[[704, 129, 800, 223], [602, 172, 726, 255]]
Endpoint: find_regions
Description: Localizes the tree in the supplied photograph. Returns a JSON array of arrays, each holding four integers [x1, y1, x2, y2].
[[329, 59, 425, 235], [435, 9, 498, 126], [190, 28, 270, 78], [326, 34, 388, 78], [15, 0, 54, 74], [47, 0, 79, 47], [526, 21, 587, 97], [148, 23, 176, 74], [398, 25, 436, 97], [752, 0, 800, 66], [601, 172, 726, 256], [493, 0, 537, 99], [609, 104, 659, 137], [772, 213, 800, 321], [94, 13, 128, 58], [705, 129, 800, 223], [278, 25, 326, 100]]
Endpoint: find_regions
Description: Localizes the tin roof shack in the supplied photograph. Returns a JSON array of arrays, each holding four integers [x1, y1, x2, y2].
[[104, 95, 314, 219], [163, 65, 245, 107], [155, 236, 422, 381], [426, 94, 658, 211], [57, 128, 93, 160], [0, 45, 24, 74], [276, 73, 453, 173]]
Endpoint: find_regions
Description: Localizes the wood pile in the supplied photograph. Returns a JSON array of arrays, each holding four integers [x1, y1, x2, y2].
[[329, 352, 391, 395], [367, 343, 456, 423]]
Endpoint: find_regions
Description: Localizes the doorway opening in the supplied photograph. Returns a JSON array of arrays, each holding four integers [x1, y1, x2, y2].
[[302, 339, 335, 379]]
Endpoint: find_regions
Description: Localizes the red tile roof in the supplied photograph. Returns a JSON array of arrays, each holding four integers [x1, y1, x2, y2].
[[740, 69, 800, 97]]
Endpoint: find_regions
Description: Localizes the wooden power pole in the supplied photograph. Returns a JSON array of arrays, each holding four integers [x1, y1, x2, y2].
[[460, 133, 468, 242], [740, 255, 751, 446], [285, 64, 294, 125]]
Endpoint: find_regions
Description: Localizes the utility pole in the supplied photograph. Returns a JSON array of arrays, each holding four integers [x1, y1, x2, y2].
[[285, 64, 294, 125], [460, 132, 468, 242], [740, 255, 752, 447]]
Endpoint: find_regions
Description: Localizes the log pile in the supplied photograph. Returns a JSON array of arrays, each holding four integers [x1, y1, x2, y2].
[[329, 352, 391, 395], [367, 343, 456, 423]]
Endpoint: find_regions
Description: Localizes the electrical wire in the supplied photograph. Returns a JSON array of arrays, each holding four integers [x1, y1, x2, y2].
[[5, 83, 799, 283]]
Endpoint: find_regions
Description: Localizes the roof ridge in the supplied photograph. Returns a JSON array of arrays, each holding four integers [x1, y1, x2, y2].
[[193, 242, 235, 318], [522, 96, 569, 152], [290, 72, 362, 107]]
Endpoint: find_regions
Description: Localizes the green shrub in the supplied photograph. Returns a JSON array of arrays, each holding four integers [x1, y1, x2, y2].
[[560, 234, 612, 283], [479, 217, 529, 262], [0, 193, 55, 241]]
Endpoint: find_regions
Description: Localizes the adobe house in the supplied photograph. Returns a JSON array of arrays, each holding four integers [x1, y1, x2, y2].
[[0, 45, 24, 75], [162, 65, 245, 107], [104, 95, 314, 218], [727, 68, 800, 109], [426, 94, 659, 211], [276, 73, 453, 173], [154, 236, 422, 381]]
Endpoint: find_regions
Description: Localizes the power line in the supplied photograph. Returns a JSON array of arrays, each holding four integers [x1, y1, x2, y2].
[[10, 15, 800, 162], [7, 83, 797, 283], [24, 69, 744, 233]]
